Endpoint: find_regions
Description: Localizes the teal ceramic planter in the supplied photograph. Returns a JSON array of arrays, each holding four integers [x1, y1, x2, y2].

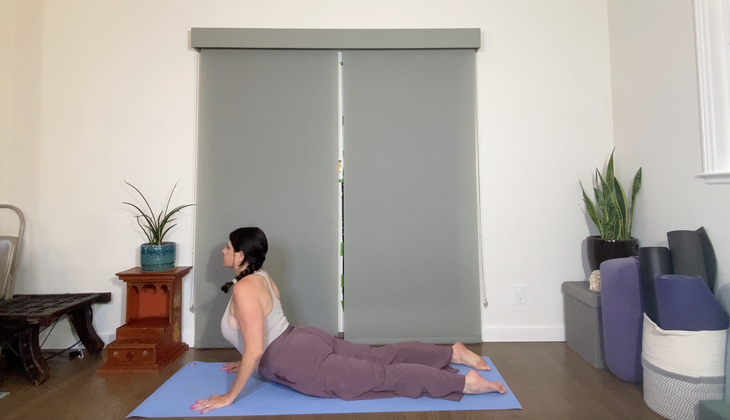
[[140, 242, 176, 271]]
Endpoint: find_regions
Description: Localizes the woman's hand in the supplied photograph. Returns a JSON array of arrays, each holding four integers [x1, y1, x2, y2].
[[190, 394, 232, 414], [221, 361, 240, 373]]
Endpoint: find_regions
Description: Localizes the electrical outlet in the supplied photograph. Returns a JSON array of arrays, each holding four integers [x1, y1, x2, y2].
[[514, 285, 526, 305]]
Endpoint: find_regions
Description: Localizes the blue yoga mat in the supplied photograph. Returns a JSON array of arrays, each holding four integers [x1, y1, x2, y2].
[[128, 357, 521, 417]]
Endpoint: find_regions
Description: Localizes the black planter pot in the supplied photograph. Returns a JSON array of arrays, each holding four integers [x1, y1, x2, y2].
[[586, 236, 639, 271]]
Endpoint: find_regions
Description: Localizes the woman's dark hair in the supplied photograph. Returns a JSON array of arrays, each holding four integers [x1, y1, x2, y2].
[[221, 227, 268, 293]]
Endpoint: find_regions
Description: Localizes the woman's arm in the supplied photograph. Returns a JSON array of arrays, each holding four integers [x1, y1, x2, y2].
[[191, 279, 266, 414]]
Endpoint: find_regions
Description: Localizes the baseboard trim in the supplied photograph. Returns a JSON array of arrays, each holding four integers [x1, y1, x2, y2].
[[43, 330, 566, 348], [194, 340, 235, 349], [482, 325, 565, 342], [40, 332, 117, 350]]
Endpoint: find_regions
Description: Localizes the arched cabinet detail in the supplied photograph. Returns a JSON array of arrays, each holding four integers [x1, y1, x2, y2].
[[99, 266, 191, 374]]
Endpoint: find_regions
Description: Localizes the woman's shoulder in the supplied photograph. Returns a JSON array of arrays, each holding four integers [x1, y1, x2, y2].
[[232, 271, 267, 292]]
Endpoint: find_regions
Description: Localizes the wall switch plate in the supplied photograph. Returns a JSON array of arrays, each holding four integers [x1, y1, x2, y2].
[[514, 285, 526, 305]]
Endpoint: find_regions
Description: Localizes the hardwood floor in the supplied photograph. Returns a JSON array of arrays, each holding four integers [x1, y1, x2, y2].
[[0, 342, 664, 420]]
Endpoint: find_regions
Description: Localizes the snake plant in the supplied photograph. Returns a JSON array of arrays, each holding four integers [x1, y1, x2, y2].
[[123, 180, 194, 245], [580, 151, 642, 240]]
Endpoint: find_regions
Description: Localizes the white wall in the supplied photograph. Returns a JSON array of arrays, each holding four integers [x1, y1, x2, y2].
[[607, 0, 730, 294], [0, 0, 615, 347]]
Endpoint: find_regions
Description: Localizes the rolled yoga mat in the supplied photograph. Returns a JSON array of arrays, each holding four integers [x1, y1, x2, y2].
[[638, 247, 673, 323], [128, 358, 521, 418], [667, 227, 717, 292], [653, 274, 729, 332]]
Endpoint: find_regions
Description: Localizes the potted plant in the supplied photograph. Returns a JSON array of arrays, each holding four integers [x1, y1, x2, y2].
[[123, 180, 194, 272], [580, 150, 642, 271]]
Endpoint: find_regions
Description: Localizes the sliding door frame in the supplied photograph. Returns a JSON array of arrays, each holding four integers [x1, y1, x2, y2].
[[192, 28, 482, 345]]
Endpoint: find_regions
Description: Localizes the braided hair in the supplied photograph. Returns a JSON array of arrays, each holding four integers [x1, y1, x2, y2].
[[221, 227, 268, 293]]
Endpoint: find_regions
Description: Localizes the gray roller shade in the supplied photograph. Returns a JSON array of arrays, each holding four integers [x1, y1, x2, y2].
[[195, 49, 339, 348], [342, 49, 480, 344]]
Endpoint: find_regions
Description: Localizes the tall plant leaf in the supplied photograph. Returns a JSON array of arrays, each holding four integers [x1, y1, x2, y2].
[[628, 167, 642, 237], [124, 180, 156, 221], [592, 185, 605, 235], [597, 171, 617, 239], [580, 182, 603, 237], [613, 177, 627, 239], [580, 150, 641, 241], [593, 172, 605, 220], [134, 215, 154, 244], [163, 181, 180, 222], [605, 150, 616, 196]]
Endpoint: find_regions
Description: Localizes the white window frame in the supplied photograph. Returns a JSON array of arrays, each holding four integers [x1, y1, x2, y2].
[[695, 0, 730, 183]]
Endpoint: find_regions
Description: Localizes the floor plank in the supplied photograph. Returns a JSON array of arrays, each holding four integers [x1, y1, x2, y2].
[[0, 343, 664, 420]]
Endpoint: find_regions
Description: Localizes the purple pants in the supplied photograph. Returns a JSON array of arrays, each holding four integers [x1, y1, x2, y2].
[[258, 326, 466, 401]]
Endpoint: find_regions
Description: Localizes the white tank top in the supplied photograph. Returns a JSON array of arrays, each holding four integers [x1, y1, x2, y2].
[[220, 270, 290, 354]]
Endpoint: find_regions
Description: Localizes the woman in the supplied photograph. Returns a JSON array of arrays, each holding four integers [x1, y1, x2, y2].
[[192, 227, 506, 414]]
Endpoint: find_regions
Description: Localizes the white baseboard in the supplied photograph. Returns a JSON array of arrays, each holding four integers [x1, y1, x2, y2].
[[41, 329, 566, 348], [482, 325, 565, 342], [40, 332, 116, 350]]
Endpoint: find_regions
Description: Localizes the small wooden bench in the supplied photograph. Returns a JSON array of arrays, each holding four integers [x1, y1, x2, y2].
[[0, 293, 111, 385]]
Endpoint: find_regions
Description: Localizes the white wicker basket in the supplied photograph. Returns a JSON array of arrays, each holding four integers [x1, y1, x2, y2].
[[642, 314, 727, 420]]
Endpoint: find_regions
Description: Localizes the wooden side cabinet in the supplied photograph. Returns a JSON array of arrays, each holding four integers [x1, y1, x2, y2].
[[98, 266, 191, 374]]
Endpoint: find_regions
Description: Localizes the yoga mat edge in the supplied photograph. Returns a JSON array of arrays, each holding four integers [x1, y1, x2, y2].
[[128, 357, 521, 418]]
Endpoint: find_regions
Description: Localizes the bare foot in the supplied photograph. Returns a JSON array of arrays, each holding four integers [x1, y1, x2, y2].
[[463, 370, 506, 395], [451, 342, 490, 370]]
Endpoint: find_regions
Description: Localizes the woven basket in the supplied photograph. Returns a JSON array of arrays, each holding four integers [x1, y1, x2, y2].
[[642, 314, 726, 420]]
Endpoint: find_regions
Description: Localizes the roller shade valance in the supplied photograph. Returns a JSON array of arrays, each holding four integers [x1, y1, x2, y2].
[[191, 28, 481, 50]]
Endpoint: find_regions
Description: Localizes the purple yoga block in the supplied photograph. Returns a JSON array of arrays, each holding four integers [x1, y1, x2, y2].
[[600, 257, 644, 382]]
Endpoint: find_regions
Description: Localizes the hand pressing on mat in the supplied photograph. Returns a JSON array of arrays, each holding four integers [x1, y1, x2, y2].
[[221, 361, 240, 373], [191, 394, 232, 414]]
